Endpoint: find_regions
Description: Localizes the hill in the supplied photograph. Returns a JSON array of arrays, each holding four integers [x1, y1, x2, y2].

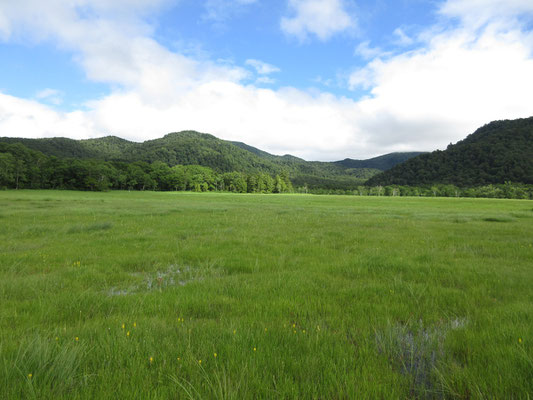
[[366, 117, 533, 186], [0, 131, 421, 189], [334, 152, 426, 171]]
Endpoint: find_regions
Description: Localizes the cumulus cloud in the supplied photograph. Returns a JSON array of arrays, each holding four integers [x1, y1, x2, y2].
[[0, 92, 96, 139], [281, 0, 355, 41], [0, 0, 533, 160], [348, 18, 533, 152]]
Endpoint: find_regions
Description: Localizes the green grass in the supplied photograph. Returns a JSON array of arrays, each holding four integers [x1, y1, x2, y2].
[[0, 190, 532, 399]]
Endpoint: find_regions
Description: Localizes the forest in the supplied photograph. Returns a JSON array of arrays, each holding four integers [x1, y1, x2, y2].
[[0, 142, 293, 193], [367, 117, 533, 186]]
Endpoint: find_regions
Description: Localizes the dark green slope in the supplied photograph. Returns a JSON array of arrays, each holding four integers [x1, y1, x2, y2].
[[0, 137, 103, 159], [367, 117, 533, 186], [124, 131, 283, 173], [230, 141, 285, 160], [335, 152, 426, 171]]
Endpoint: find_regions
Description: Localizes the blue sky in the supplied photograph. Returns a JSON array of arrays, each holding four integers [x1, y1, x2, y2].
[[1, 0, 533, 160]]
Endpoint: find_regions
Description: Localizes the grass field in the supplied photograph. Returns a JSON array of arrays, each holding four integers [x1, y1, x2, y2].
[[0, 190, 532, 399]]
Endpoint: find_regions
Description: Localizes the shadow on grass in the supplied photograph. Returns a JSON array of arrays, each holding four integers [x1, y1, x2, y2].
[[481, 217, 513, 223]]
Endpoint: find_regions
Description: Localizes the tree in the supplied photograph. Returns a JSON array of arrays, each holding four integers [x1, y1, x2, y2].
[[0, 153, 15, 188]]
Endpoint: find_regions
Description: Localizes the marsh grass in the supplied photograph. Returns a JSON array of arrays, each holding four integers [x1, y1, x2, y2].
[[1, 336, 87, 399], [0, 191, 532, 398], [107, 261, 224, 296], [374, 318, 468, 398]]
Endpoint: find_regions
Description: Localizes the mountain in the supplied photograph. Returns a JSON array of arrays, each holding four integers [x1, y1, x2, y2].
[[0, 131, 421, 189], [366, 117, 533, 186], [334, 152, 427, 171]]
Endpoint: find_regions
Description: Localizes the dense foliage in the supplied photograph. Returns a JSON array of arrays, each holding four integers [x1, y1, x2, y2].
[[0, 142, 293, 193], [0, 131, 421, 190], [367, 117, 533, 186], [302, 183, 533, 199], [334, 152, 426, 170]]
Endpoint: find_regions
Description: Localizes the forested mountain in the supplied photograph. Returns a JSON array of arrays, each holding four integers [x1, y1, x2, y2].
[[0, 131, 420, 190], [335, 152, 426, 171], [367, 117, 533, 186]]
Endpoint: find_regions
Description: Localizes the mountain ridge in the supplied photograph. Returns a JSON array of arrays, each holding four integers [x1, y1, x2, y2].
[[367, 117, 533, 186]]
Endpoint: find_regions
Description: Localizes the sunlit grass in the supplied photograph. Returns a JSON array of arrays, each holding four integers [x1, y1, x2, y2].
[[0, 190, 532, 398]]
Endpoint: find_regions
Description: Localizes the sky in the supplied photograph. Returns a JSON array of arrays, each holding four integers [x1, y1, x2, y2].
[[1, 0, 533, 160]]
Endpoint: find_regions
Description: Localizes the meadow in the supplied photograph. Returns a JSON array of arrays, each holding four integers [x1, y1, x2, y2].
[[0, 190, 532, 399]]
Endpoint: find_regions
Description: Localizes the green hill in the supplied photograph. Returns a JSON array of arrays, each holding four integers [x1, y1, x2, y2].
[[334, 152, 427, 171], [0, 131, 421, 189], [367, 117, 533, 186]]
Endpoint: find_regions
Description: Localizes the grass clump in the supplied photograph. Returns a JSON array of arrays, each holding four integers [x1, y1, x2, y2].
[[375, 319, 467, 398], [1, 336, 87, 399]]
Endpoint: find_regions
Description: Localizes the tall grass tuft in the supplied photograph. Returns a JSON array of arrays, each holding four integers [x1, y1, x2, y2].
[[1, 336, 87, 398], [374, 320, 448, 398]]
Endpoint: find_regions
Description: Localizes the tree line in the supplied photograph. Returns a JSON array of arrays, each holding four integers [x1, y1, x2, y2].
[[300, 183, 533, 199], [0, 143, 293, 193], [2, 141, 531, 199]]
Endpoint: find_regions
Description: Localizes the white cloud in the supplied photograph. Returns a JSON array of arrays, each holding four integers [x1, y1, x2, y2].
[[281, 0, 355, 41], [392, 27, 414, 46], [348, 20, 533, 152], [0, 0, 533, 161], [245, 59, 281, 75], [255, 76, 276, 84], [440, 0, 533, 27], [35, 88, 64, 105], [0, 92, 97, 139], [354, 41, 385, 60]]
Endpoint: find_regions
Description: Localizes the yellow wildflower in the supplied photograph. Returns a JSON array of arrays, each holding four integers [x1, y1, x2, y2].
[[214, 353, 217, 358], [149, 357, 153, 363], [28, 374, 32, 379], [519, 338, 523, 343], [127, 331, 130, 337], [75, 337, 79, 342]]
